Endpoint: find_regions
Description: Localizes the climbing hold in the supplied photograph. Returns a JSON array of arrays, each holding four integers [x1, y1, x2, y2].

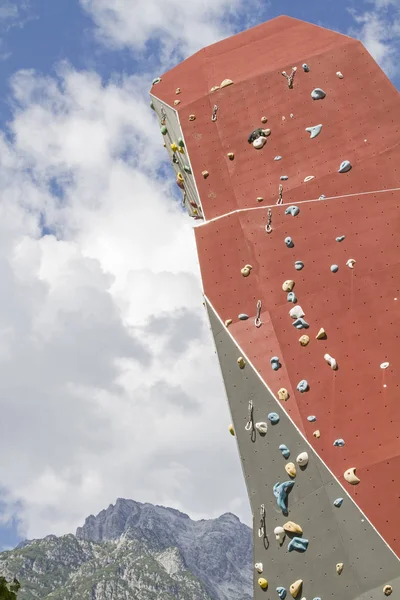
[[316, 328, 327, 339], [306, 124, 322, 139], [177, 173, 184, 183], [274, 155, 282, 161], [311, 88, 326, 100], [346, 258, 356, 269], [238, 313, 249, 320], [228, 424, 235, 436], [175, 88, 181, 94], [278, 388, 290, 401], [324, 354, 338, 370], [285, 462, 297, 478], [177, 138, 185, 148], [296, 452, 309, 467], [255, 422, 268, 435], [287, 292, 297, 303], [178, 146, 184, 154], [279, 444, 291, 459], [290, 580, 303, 598], [285, 206, 300, 217], [150, 100, 155, 110], [336, 235, 345, 242], [284, 521, 303, 534], [334, 498, 344, 507], [160, 125, 168, 135], [227, 152, 234, 160], [273, 481, 295, 515], [289, 305, 305, 319], [152, 77, 161, 85], [202, 170, 209, 179], [319, 194, 326, 199], [299, 335, 310, 346], [336, 71, 344, 79], [333, 439, 345, 447], [313, 430, 321, 438], [293, 318, 309, 330], [285, 237, 294, 248], [288, 537, 309, 553], [274, 526, 286, 545], [336, 563, 344, 574], [268, 412, 280, 424], [256, 197, 264, 202], [237, 357, 246, 369], [209, 86, 219, 93], [253, 136, 267, 149], [248, 128, 266, 143], [262, 128, 271, 137], [330, 264, 339, 273], [270, 357, 282, 371], [220, 78, 234, 88], [307, 415, 316, 422], [304, 175, 315, 182], [280, 175, 288, 181], [241, 265, 253, 277], [294, 261, 304, 271], [282, 66, 297, 89], [338, 160, 352, 173], [383, 585, 393, 596], [183, 165, 192, 174], [255, 562, 263, 573], [261, 116, 268, 124], [188, 114, 196, 121], [302, 63, 310, 72], [297, 380, 309, 392], [258, 577, 268, 590], [282, 280, 295, 292], [381, 362, 390, 369], [170, 143, 178, 152], [277, 587, 287, 600], [344, 467, 360, 485], [225, 319, 232, 327], [174, 100, 180, 106]]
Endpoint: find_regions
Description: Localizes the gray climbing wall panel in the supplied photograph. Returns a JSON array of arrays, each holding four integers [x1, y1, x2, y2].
[[205, 298, 399, 599]]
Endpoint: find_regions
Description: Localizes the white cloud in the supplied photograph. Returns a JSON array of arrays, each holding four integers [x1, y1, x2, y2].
[[0, 63, 250, 540]]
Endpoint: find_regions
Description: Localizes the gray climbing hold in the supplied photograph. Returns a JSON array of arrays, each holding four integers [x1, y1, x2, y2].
[[334, 498, 344, 507], [336, 235, 345, 242], [160, 125, 168, 135], [279, 444, 290, 459], [338, 160, 352, 173], [285, 206, 300, 217], [285, 237, 294, 248], [297, 380, 309, 393], [280, 175, 289, 181], [287, 292, 297, 303], [333, 439, 345, 447], [183, 165, 192, 174], [273, 480, 295, 515], [330, 264, 339, 273], [306, 124, 322, 139], [293, 318, 309, 330], [302, 63, 310, 72], [152, 77, 161, 85], [274, 155, 282, 161], [276, 587, 287, 600], [238, 314, 249, 320], [311, 88, 326, 100], [307, 415, 316, 422], [294, 261, 304, 271], [288, 537, 309, 553], [270, 357, 282, 371], [268, 412, 280, 424]]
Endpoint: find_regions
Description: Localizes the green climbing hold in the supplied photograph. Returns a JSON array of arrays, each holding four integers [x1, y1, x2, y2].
[[183, 165, 192, 174], [178, 137, 185, 148], [150, 100, 155, 110], [160, 126, 168, 135]]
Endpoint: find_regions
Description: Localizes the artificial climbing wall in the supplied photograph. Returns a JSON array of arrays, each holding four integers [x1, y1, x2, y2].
[[150, 14, 400, 599]]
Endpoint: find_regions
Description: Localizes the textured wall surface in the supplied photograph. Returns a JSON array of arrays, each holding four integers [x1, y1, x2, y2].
[[152, 14, 400, 598]]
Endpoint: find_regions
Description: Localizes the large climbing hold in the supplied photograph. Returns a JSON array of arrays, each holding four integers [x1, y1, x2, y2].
[[253, 136, 267, 149], [273, 480, 295, 515], [288, 537, 309, 553], [289, 580, 303, 598], [289, 305, 305, 319], [311, 88, 326, 99], [344, 467, 360, 484], [306, 124, 323, 139]]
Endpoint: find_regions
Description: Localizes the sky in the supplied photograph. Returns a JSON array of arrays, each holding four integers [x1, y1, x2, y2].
[[0, 0, 398, 551]]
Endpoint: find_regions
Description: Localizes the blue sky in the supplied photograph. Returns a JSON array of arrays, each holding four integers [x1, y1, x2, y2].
[[0, 0, 398, 552]]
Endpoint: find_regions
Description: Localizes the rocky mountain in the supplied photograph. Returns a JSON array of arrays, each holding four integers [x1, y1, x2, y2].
[[0, 499, 252, 600]]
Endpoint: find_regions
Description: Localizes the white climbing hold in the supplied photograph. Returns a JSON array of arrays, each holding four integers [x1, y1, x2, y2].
[[254, 562, 263, 573], [304, 175, 315, 182], [306, 124, 322, 139], [282, 280, 295, 292], [324, 354, 338, 370], [338, 160, 352, 173], [346, 258, 356, 269], [336, 71, 344, 79], [210, 85, 220, 93], [289, 305, 305, 319], [253, 137, 267, 149], [336, 563, 344, 574], [255, 422, 268, 435], [296, 452, 309, 467], [274, 156, 282, 161], [313, 430, 321, 438], [241, 264, 253, 277], [220, 78, 234, 88], [344, 467, 360, 485], [274, 526, 286, 545], [380, 362, 390, 369]]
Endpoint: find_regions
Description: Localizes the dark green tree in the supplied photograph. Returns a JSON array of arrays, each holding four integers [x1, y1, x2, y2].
[[0, 577, 20, 599]]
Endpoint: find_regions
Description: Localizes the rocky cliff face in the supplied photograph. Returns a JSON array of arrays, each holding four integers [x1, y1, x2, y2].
[[0, 499, 252, 600]]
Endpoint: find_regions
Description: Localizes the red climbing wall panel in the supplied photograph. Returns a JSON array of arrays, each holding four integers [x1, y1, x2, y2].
[[153, 15, 400, 560]]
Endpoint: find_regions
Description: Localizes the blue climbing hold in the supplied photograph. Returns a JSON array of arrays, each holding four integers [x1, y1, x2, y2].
[[280, 175, 289, 181], [274, 156, 282, 161], [293, 318, 309, 330], [285, 237, 294, 248], [273, 480, 295, 515], [288, 537, 309, 553], [287, 292, 297, 303], [307, 415, 316, 422], [279, 444, 290, 459], [330, 264, 339, 273], [285, 206, 300, 217], [333, 439, 345, 447], [302, 63, 310, 72], [311, 88, 326, 100], [294, 261, 304, 271], [297, 380, 309, 393], [306, 124, 322, 139], [338, 160, 352, 173], [268, 412, 280, 424], [313, 597, 322, 600], [334, 498, 344, 507], [336, 235, 345, 242], [238, 314, 249, 320], [270, 357, 281, 371], [276, 587, 287, 599]]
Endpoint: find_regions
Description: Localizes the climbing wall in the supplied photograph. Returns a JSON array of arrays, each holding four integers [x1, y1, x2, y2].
[[150, 14, 400, 599]]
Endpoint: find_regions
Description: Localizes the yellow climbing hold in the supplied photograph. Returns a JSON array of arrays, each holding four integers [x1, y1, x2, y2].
[[344, 467, 360, 485], [220, 79, 234, 88], [237, 357, 246, 369], [299, 335, 310, 346], [383, 585, 393, 596], [225, 319, 232, 327], [210, 85, 220, 92], [229, 424, 235, 436], [284, 521, 303, 534], [278, 388, 289, 401], [285, 462, 297, 478], [170, 143, 178, 152], [282, 280, 295, 292], [258, 577, 268, 590], [177, 173, 184, 183], [316, 328, 327, 339], [336, 563, 344, 575], [290, 580, 303, 598], [178, 147, 184, 153], [241, 265, 253, 277]]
